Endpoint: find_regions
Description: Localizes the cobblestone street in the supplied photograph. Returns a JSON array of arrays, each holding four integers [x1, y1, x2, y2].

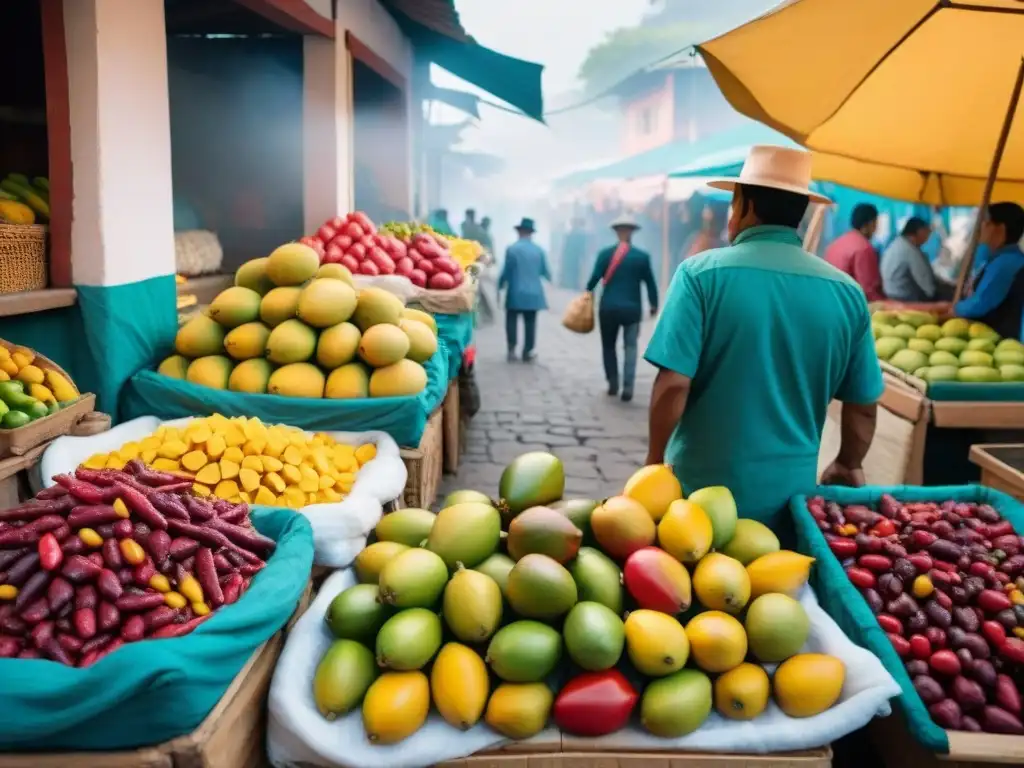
[[439, 287, 657, 503]]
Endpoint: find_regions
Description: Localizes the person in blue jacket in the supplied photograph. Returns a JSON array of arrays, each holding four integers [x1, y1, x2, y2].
[[952, 203, 1024, 340], [498, 218, 551, 362]]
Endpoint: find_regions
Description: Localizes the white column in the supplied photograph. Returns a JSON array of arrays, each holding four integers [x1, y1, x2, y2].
[[303, 34, 353, 231], [63, 0, 175, 286]]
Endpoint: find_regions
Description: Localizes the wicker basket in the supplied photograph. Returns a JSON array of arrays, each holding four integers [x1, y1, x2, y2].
[[0, 223, 46, 294], [400, 409, 444, 509]]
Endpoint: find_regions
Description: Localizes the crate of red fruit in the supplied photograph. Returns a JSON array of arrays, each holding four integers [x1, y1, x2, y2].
[[790, 485, 1024, 761], [0, 459, 313, 752]]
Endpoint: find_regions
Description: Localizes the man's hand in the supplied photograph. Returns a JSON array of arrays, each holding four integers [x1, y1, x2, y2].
[[820, 460, 866, 487]]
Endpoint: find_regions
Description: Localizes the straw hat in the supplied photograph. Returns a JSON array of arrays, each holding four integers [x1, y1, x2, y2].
[[707, 145, 832, 205], [610, 215, 641, 230]]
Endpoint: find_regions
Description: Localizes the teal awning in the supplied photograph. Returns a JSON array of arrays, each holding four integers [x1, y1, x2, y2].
[[556, 121, 791, 188], [425, 85, 480, 119]]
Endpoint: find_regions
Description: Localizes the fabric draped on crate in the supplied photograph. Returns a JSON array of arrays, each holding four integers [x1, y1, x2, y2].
[[433, 312, 474, 380]]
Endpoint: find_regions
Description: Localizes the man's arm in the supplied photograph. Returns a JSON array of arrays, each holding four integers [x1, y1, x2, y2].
[[643, 255, 659, 315], [955, 255, 1019, 320], [852, 246, 885, 301], [908, 248, 938, 299], [646, 369, 690, 464], [498, 248, 513, 291], [586, 249, 610, 292], [540, 249, 552, 282]]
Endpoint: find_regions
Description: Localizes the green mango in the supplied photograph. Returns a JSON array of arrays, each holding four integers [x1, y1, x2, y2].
[[1, 410, 30, 429], [426, 501, 501, 569], [21, 399, 48, 420], [443, 566, 503, 643], [641, 669, 713, 737], [313, 639, 377, 719], [498, 451, 565, 519], [377, 548, 448, 608], [325, 584, 393, 643], [506, 553, 577, 620], [473, 553, 515, 597], [374, 508, 436, 547], [549, 498, 599, 542], [563, 602, 624, 671], [375, 608, 442, 670], [569, 547, 623, 614], [442, 489, 492, 508], [485, 621, 562, 682]]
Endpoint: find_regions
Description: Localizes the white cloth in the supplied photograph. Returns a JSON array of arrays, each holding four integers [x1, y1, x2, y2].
[[266, 570, 901, 768], [36, 416, 406, 568]]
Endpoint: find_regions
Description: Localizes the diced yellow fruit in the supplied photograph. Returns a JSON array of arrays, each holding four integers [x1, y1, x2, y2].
[[223, 446, 244, 464], [28, 383, 55, 403], [140, 436, 161, 451], [192, 483, 212, 497], [12, 351, 35, 369], [299, 466, 320, 493], [119, 442, 141, 461], [242, 419, 266, 442], [243, 436, 266, 456], [214, 480, 240, 498], [308, 493, 318, 505], [112, 498, 130, 518], [264, 435, 287, 458], [164, 592, 188, 609], [185, 421, 212, 444], [337, 473, 355, 492], [223, 425, 246, 447], [239, 467, 261, 493], [152, 458, 181, 473], [195, 463, 221, 485], [157, 440, 188, 460], [254, 486, 277, 506], [207, 413, 230, 430], [105, 455, 127, 470], [206, 434, 226, 459], [239, 491, 252, 504], [240, 455, 263, 473], [320, 487, 342, 503], [287, 432, 307, 448], [309, 450, 331, 475], [281, 464, 302, 485], [264, 472, 286, 493], [355, 443, 377, 465], [162, 427, 182, 443], [282, 445, 304, 466], [181, 450, 208, 472], [84, 453, 109, 469], [319, 474, 336, 489], [219, 459, 240, 480], [260, 455, 283, 473], [283, 487, 306, 508], [141, 449, 158, 464]]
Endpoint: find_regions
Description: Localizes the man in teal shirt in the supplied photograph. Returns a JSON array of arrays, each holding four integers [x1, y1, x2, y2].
[[644, 146, 883, 529]]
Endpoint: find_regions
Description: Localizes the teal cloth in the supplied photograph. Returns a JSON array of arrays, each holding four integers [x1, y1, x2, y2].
[[0, 506, 313, 751], [77, 277, 179, 418], [121, 344, 449, 446], [791, 484, 1024, 754], [0, 304, 95, 393], [926, 381, 1024, 402], [644, 226, 883, 529], [434, 311, 474, 380], [586, 245, 659, 321]]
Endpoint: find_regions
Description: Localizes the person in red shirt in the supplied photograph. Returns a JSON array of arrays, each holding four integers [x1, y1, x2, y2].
[[825, 204, 884, 300]]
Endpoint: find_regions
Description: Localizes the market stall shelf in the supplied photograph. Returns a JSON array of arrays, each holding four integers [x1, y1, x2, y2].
[[442, 380, 461, 473], [970, 445, 1024, 502], [401, 408, 443, 509], [871, 706, 1024, 768]]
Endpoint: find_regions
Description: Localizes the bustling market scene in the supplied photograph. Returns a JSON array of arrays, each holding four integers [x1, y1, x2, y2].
[[0, 0, 1023, 766]]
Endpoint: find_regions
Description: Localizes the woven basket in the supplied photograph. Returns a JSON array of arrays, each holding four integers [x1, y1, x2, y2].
[[0, 223, 46, 294]]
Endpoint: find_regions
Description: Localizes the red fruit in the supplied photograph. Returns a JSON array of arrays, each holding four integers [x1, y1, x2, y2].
[[324, 243, 344, 264], [978, 590, 1012, 613], [1000, 637, 1024, 664], [846, 567, 876, 589], [368, 247, 396, 275], [907, 553, 934, 572], [328, 216, 345, 230], [889, 633, 911, 657], [909, 634, 931, 660], [554, 670, 638, 737], [996, 674, 1022, 715], [390, 237, 408, 259], [623, 547, 692, 614], [428, 272, 456, 290], [358, 260, 380, 276], [361, 235, 375, 249], [876, 614, 903, 634], [859, 554, 893, 573], [409, 269, 427, 288], [340, 254, 360, 273], [451, 269, 465, 286], [983, 620, 1008, 646], [331, 234, 354, 251], [871, 519, 898, 538], [910, 530, 938, 550], [348, 242, 366, 260], [930, 649, 962, 676], [395, 256, 415, 276], [351, 211, 375, 234], [434, 258, 461, 276], [298, 236, 321, 250], [343, 221, 364, 240], [317, 224, 337, 243], [416, 258, 436, 275]]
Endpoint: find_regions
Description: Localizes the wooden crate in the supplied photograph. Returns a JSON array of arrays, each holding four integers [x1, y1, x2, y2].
[[970, 444, 1024, 501], [871, 707, 1024, 767], [442, 379, 461, 474], [401, 409, 443, 509], [0, 584, 312, 768]]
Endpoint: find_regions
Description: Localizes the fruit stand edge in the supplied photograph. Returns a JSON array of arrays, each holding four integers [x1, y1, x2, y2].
[[870, 706, 1024, 767], [436, 744, 832, 768]]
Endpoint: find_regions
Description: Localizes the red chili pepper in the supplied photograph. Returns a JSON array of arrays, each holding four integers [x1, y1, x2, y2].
[[37, 533, 63, 571], [870, 519, 898, 538], [553, 670, 639, 737]]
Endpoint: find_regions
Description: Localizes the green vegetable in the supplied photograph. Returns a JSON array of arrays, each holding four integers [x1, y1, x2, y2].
[[1, 411, 30, 429], [20, 399, 49, 420]]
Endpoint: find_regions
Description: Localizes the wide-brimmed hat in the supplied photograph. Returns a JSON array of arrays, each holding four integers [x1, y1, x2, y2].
[[610, 215, 641, 230], [707, 145, 832, 205], [514, 217, 536, 232]]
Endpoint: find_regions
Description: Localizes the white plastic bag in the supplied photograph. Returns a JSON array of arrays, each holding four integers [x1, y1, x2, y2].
[[37, 417, 407, 569], [267, 570, 901, 768]]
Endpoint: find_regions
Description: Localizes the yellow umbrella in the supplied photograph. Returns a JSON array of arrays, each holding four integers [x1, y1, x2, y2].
[[698, 0, 1024, 207]]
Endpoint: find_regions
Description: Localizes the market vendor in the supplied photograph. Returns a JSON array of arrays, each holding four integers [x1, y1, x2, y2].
[[644, 145, 883, 527], [951, 202, 1024, 340]]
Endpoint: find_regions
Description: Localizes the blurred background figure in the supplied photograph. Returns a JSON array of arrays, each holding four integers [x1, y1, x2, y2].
[[461, 208, 483, 241], [824, 203, 884, 300], [499, 217, 551, 362], [881, 217, 939, 301], [428, 208, 455, 236], [559, 216, 590, 290], [682, 202, 726, 260]]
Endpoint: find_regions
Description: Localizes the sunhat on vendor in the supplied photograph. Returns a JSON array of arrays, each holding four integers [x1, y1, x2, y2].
[[707, 145, 832, 206], [610, 215, 641, 231]]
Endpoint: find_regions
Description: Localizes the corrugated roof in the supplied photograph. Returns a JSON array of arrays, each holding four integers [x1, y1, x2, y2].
[[380, 0, 469, 42]]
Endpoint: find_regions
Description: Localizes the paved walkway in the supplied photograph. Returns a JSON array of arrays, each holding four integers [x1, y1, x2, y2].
[[438, 287, 657, 503]]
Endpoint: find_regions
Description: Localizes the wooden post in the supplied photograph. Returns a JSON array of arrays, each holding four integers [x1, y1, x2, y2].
[[953, 57, 1024, 304], [802, 203, 828, 254], [660, 176, 671, 294]]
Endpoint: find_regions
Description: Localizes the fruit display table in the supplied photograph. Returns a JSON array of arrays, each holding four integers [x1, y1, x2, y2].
[[970, 444, 1024, 502]]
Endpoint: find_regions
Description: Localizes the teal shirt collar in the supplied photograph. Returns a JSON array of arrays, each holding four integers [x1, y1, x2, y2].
[[731, 225, 803, 247]]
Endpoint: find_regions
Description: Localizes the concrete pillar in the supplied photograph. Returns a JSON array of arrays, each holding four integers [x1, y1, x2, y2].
[[303, 34, 353, 232], [63, 0, 175, 286]]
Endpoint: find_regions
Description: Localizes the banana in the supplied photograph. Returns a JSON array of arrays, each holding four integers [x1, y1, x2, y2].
[[44, 369, 78, 402]]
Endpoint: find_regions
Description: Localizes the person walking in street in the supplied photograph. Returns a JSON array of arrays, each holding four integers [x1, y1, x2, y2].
[[478, 216, 494, 255], [825, 203, 885, 300], [499, 217, 551, 362], [951, 202, 1024, 340], [461, 209, 482, 241], [587, 216, 658, 402], [880, 217, 939, 301], [560, 217, 589, 291], [644, 145, 883, 530], [682, 203, 726, 260], [428, 209, 455, 237]]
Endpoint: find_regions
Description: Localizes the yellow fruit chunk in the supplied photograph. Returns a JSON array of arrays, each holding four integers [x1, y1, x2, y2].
[[157, 440, 188, 460], [319, 474, 336, 490], [28, 383, 55, 403], [223, 446, 244, 464], [141, 449, 158, 464], [283, 445, 304, 466], [118, 442, 141, 461], [181, 450, 208, 472], [11, 351, 34, 369], [223, 425, 246, 447], [264, 435, 287, 458], [337, 473, 356, 492], [281, 464, 302, 485], [264, 472, 286, 493], [83, 453, 108, 469], [206, 434, 226, 459], [243, 436, 267, 456], [355, 443, 377, 465], [105, 455, 126, 470], [219, 459, 240, 480], [309, 450, 331, 475], [239, 491, 252, 504], [16, 365, 45, 385], [140, 436, 161, 451], [254, 486, 277, 506], [239, 467, 261, 493], [299, 465, 320, 493], [241, 455, 263, 473], [192, 483, 212, 497], [195, 464, 221, 486], [214, 480, 240, 499], [185, 420, 212, 444], [152, 458, 181, 473], [320, 487, 343, 503], [746, 551, 815, 598], [260, 455, 284, 473], [773, 654, 845, 717], [283, 487, 306, 508]]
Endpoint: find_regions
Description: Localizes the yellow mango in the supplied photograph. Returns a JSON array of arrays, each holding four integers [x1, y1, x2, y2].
[[431, 643, 489, 730], [260, 455, 283, 473], [16, 365, 45, 385], [223, 446, 244, 464], [119, 442, 141, 461], [0, 346, 8, 360], [185, 421, 212, 444], [105, 455, 127, 470], [84, 453, 108, 470], [363, 671, 430, 745], [299, 465, 320, 493], [11, 351, 34, 369], [47, 370, 79, 401], [281, 464, 302, 485], [192, 483, 212, 497], [241, 455, 263, 473], [254, 486, 277, 506], [0, 359, 18, 376], [214, 480, 240, 499], [243, 436, 266, 456], [282, 445, 304, 466], [0, 370, 8, 381], [219, 459, 240, 480], [773, 654, 845, 717], [239, 467, 261, 493], [28, 383, 55, 403], [195, 463, 221, 486], [264, 472, 286, 493], [141, 449, 158, 464], [746, 551, 815, 598], [157, 440, 188, 460], [205, 434, 226, 459], [152, 458, 180, 473], [181, 450, 208, 472], [355, 443, 377, 465]]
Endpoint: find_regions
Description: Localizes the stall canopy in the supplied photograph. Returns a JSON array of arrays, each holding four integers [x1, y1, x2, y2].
[[555, 121, 787, 189], [424, 84, 480, 119], [382, 0, 545, 121]]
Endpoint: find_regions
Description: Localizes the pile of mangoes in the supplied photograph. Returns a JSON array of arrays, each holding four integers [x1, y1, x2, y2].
[[80, 414, 377, 508], [0, 346, 79, 429]]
